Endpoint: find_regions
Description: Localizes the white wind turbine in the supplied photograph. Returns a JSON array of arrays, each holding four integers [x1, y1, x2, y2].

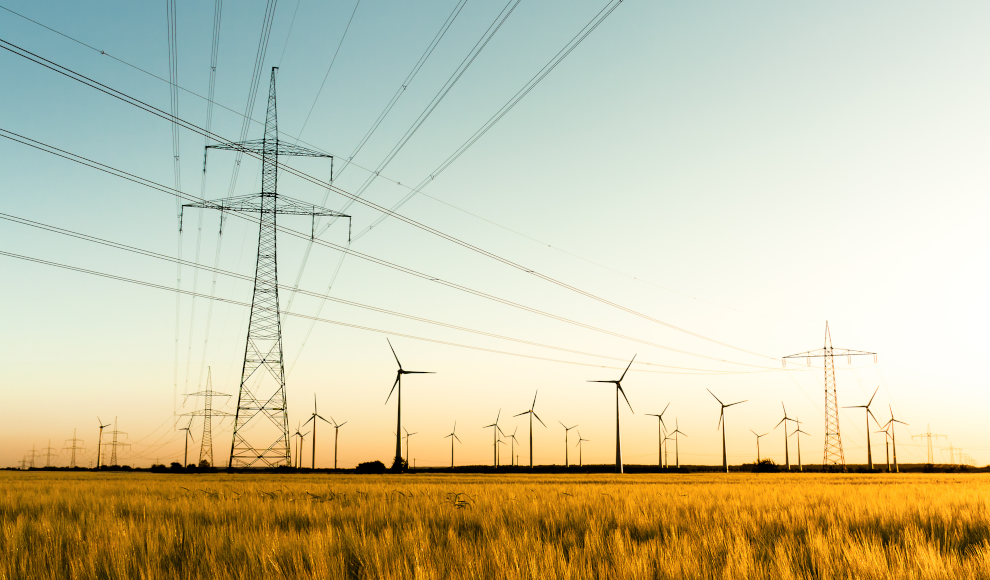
[[575, 431, 590, 467], [444, 422, 460, 468], [589, 355, 636, 473], [708, 389, 747, 473], [750, 429, 768, 463], [882, 404, 909, 473], [559, 421, 578, 467], [514, 390, 546, 468], [843, 386, 881, 470]]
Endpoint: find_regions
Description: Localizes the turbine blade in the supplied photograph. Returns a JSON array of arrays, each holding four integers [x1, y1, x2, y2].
[[707, 388, 724, 406], [339, 422, 348, 428], [661, 402, 670, 416], [717, 409, 723, 431], [387, 337, 402, 370], [513, 411, 529, 418], [303, 416, 315, 426], [404, 370, 435, 374], [531, 390, 538, 411], [454, 434, 461, 443], [867, 386, 879, 407], [775, 417, 786, 429], [534, 413, 547, 428], [618, 386, 634, 414], [558, 420, 566, 429], [385, 375, 399, 404], [588, 380, 616, 384], [619, 354, 637, 382], [726, 400, 747, 407]]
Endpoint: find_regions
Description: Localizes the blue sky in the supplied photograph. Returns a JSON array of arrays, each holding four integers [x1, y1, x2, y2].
[[1, 1, 988, 468]]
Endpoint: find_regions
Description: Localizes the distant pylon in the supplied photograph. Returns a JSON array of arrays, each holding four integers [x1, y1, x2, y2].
[[181, 68, 349, 468], [912, 424, 944, 465], [63, 429, 84, 468], [182, 367, 232, 466], [107, 417, 130, 466], [783, 322, 876, 468], [41, 440, 57, 467], [26, 444, 40, 469]]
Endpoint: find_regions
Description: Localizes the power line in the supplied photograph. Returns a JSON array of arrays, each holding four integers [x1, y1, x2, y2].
[[0, 210, 760, 375], [0, 2, 792, 325], [165, 0, 182, 420], [0, 247, 800, 377], [0, 125, 773, 369], [0, 37, 780, 365]]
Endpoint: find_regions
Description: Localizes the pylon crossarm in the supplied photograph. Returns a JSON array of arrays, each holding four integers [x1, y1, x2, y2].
[[783, 348, 876, 359], [208, 139, 331, 159]]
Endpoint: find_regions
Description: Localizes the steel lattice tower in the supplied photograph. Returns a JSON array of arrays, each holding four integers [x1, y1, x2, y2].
[[784, 322, 876, 468], [183, 368, 232, 466], [182, 68, 348, 468], [63, 429, 84, 468]]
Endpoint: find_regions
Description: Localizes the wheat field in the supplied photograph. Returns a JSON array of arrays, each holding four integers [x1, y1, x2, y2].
[[1, 471, 988, 579]]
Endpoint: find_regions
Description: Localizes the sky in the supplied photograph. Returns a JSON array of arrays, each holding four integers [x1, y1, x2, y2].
[[1, 1, 988, 469]]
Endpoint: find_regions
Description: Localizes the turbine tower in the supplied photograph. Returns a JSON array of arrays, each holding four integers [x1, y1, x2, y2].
[[670, 419, 687, 468], [444, 422, 460, 468], [95, 417, 111, 469], [882, 405, 908, 473], [790, 417, 809, 472], [575, 432, 589, 467], [182, 68, 350, 468], [750, 430, 768, 463], [483, 410, 505, 468], [774, 403, 795, 471], [182, 367, 232, 467], [384, 338, 434, 471], [709, 389, 746, 473], [843, 386, 881, 470], [330, 416, 347, 470], [589, 355, 636, 473], [514, 390, 546, 468], [783, 322, 876, 468], [179, 422, 195, 467], [303, 394, 333, 469], [558, 421, 578, 467], [646, 402, 670, 468]]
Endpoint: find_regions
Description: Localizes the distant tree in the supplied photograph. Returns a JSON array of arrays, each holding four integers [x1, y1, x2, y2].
[[357, 460, 387, 474], [199, 459, 211, 469]]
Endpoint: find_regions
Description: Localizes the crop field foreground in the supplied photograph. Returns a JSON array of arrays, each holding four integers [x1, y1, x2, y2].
[[1, 472, 989, 579]]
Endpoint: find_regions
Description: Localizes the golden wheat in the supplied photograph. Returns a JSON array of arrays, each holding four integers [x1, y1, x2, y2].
[[1, 472, 988, 579]]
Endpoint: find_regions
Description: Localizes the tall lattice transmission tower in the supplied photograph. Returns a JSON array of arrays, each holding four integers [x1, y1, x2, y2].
[[63, 429, 85, 468], [183, 367, 232, 466], [106, 418, 130, 467], [182, 68, 349, 468], [913, 424, 944, 465], [784, 322, 877, 468]]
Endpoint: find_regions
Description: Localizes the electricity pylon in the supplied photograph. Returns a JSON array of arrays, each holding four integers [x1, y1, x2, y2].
[[107, 417, 129, 467], [783, 322, 876, 468], [912, 424, 944, 465], [182, 68, 349, 468], [182, 368, 232, 466], [63, 429, 84, 468], [41, 440, 57, 467]]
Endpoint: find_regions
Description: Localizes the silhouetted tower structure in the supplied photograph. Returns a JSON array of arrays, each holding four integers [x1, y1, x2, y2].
[[63, 429, 84, 468], [26, 444, 40, 469], [41, 440, 57, 467], [783, 322, 876, 468], [182, 68, 348, 468], [912, 424, 944, 465], [107, 418, 129, 466], [183, 368, 232, 466]]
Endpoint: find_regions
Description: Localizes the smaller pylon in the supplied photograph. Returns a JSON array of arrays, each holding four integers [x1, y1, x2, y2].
[[183, 368, 232, 466], [912, 424, 945, 465], [63, 429, 85, 468]]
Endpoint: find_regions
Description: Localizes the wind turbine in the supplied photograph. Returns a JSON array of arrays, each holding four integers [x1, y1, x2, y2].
[[789, 417, 809, 471], [875, 425, 891, 472], [882, 404, 908, 473], [385, 338, 435, 471], [774, 403, 795, 471], [496, 436, 508, 467], [303, 394, 333, 469], [708, 389, 747, 473], [508, 426, 520, 466], [662, 432, 675, 468], [575, 431, 589, 467], [589, 355, 636, 473], [483, 410, 505, 468], [403, 427, 418, 468], [670, 418, 687, 468], [293, 423, 309, 469], [329, 416, 347, 470], [646, 402, 671, 468], [179, 423, 195, 467], [444, 422, 460, 468], [558, 421, 578, 467], [96, 417, 111, 470], [750, 430, 768, 463], [843, 386, 881, 470], [514, 390, 546, 468]]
